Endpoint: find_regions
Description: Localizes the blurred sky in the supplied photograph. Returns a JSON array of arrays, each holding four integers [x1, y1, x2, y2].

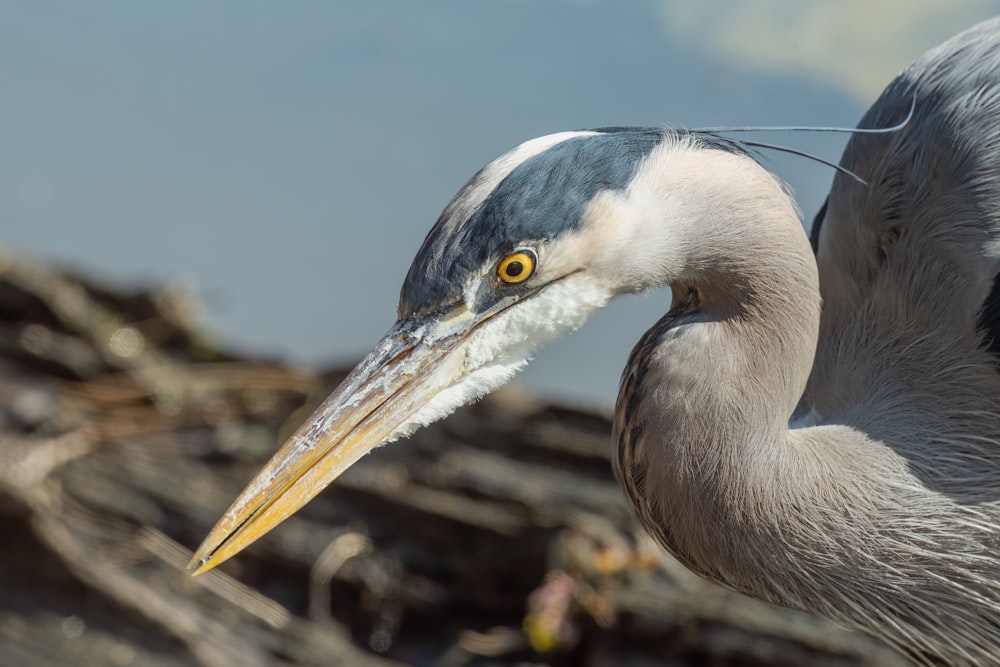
[[4, 1, 1000, 408]]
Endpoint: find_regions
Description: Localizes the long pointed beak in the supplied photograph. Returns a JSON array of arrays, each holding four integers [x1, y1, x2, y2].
[[189, 312, 473, 574]]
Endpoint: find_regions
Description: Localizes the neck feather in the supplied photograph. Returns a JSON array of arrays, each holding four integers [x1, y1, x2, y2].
[[612, 139, 822, 579]]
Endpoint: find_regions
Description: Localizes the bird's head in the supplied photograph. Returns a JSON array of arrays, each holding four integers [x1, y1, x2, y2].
[[190, 127, 752, 572]]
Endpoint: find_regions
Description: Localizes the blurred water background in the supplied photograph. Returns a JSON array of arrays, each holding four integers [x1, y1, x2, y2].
[[5, 0, 1000, 407]]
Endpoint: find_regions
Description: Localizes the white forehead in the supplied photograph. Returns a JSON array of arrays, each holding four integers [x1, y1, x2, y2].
[[440, 130, 600, 231], [493, 131, 601, 179]]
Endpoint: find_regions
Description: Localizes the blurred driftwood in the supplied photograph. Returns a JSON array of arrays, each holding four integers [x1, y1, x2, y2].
[[0, 249, 909, 667]]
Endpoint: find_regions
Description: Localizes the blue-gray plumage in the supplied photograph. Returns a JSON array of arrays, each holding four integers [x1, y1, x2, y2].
[[193, 16, 1000, 666], [400, 129, 666, 316], [399, 128, 750, 317]]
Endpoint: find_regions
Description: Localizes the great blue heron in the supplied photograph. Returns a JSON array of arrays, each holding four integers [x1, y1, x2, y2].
[[192, 17, 1000, 665]]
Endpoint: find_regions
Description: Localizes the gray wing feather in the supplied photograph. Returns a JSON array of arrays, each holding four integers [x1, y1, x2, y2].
[[807, 16, 1000, 419]]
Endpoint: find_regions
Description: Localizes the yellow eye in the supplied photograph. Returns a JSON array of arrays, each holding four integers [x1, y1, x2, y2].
[[497, 249, 536, 284]]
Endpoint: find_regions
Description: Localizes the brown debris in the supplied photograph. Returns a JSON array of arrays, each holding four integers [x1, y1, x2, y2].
[[0, 249, 909, 667]]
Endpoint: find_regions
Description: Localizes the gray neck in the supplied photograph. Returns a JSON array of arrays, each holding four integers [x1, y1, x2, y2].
[[612, 143, 822, 581]]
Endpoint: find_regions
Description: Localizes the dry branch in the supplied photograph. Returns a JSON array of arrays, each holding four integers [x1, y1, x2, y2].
[[0, 250, 909, 667]]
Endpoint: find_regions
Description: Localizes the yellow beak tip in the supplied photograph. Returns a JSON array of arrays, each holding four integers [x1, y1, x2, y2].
[[187, 543, 223, 575], [188, 555, 212, 576]]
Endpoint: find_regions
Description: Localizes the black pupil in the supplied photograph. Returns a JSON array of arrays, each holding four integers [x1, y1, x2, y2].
[[505, 260, 524, 277]]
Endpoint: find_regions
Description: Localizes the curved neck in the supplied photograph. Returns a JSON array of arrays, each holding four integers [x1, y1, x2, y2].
[[617, 139, 822, 422], [612, 141, 821, 573]]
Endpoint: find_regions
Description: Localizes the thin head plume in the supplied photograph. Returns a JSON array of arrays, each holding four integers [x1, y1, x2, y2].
[[693, 91, 917, 135], [691, 92, 919, 186], [734, 140, 868, 185]]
